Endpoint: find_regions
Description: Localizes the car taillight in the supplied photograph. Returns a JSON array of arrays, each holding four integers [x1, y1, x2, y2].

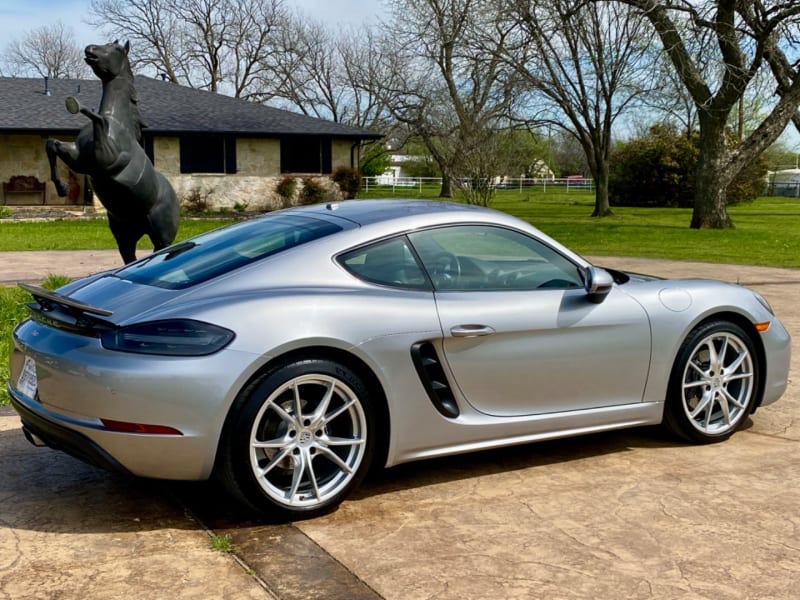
[[101, 319, 234, 356]]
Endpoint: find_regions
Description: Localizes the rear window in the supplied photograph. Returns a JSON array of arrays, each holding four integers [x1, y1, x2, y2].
[[115, 215, 343, 289]]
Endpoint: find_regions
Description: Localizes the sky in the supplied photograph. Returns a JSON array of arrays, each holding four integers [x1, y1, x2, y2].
[[0, 0, 386, 49]]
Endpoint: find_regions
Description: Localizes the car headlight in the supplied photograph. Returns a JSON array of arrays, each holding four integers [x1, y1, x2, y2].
[[101, 319, 235, 356], [751, 291, 775, 316]]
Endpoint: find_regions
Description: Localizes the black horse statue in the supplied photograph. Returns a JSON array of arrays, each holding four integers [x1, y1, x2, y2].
[[46, 41, 179, 264]]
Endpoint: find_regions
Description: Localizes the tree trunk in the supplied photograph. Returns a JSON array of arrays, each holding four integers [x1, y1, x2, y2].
[[439, 173, 454, 198], [591, 159, 613, 217], [691, 171, 732, 228], [691, 121, 733, 229]]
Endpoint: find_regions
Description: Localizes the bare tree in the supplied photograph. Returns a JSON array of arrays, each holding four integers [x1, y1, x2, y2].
[[257, 15, 346, 119], [378, 0, 519, 201], [607, 0, 800, 229], [253, 15, 394, 131], [496, 0, 656, 217], [88, 0, 286, 97], [644, 53, 700, 137], [87, 0, 185, 82], [2, 21, 89, 79]]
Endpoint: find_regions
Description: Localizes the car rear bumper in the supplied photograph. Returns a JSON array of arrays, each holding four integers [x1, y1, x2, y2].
[[7, 380, 224, 480], [8, 383, 132, 474], [9, 319, 262, 481]]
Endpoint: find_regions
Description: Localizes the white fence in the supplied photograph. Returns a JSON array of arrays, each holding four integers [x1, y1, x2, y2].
[[766, 182, 800, 197], [362, 176, 595, 193]]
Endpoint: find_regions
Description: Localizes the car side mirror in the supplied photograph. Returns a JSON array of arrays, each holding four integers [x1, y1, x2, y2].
[[584, 266, 613, 303]]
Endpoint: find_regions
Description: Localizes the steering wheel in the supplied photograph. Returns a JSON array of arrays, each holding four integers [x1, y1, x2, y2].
[[430, 252, 461, 286], [489, 268, 520, 288]]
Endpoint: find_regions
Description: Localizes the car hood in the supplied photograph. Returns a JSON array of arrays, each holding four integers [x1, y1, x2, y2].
[[602, 267, 662, 285]]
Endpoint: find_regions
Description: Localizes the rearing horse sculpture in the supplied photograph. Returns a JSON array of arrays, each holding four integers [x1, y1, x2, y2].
[[46, 41, 180, 264]]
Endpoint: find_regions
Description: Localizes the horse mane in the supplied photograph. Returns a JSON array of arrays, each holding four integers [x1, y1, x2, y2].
[[117, 58, 145, 144]]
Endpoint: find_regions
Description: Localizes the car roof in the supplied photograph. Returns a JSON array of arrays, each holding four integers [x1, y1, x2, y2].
[[286, 199, 491, 228]]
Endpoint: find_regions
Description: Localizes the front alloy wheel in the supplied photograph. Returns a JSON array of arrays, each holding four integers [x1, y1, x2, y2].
[[665, 321, 759, 443]]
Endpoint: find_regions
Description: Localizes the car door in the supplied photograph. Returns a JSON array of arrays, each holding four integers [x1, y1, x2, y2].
[[407, 225, 652, 417]]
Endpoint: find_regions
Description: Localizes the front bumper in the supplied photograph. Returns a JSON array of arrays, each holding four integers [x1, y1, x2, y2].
[[760, 316, 792, 407]]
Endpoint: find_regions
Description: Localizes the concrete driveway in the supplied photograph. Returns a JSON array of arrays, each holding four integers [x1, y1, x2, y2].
[[1, 253, 798, 599]]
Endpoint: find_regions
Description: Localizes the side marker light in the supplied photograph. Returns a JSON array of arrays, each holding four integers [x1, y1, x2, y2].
[[101, 419, 183, 435]]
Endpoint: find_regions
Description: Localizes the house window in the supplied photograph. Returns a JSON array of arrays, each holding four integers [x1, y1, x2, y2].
[[143, 135, 155, 163], [179, 134, 237, 174], [280, 136, 332, 174]]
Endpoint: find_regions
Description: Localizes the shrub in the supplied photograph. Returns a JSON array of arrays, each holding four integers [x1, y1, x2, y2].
[[610, 125, 767, 207], [609, 125, 697, 208], [275, 176, 297, 208], [332, 166, 361, 199], [727, 153, 768, 205], [182, 187, 212, 214], [299, 177, 326, 205], [403, 156, 442, 178], [359, 142, 391, 177]]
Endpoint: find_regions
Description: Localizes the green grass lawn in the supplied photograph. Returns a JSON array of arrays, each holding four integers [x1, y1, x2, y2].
[[2, 192, 799, 266], [0, 218, 234, 252], [358, 186, 800, 267], [493, 192, 800, 268]]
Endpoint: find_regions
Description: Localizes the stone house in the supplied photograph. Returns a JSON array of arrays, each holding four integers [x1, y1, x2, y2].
[[0, 76, 381, 210]]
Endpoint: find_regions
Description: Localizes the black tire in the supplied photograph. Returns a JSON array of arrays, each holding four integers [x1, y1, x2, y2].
[[216, 358, 376, 520], [663, 320, 759, 443]]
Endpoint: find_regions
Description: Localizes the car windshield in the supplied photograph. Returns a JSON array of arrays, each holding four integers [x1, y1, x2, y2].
[[115, 214, 343, 289]]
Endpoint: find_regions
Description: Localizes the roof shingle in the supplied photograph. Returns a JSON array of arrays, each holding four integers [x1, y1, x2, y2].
[[0, 76, 381, 139]]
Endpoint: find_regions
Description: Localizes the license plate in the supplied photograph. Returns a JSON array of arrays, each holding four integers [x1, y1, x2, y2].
[[17, 356, 38, 399]]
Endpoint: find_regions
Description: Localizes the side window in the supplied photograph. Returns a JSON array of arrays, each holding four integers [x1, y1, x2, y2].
[[408, 225, 584, 291], [339, 237, 428, 289]]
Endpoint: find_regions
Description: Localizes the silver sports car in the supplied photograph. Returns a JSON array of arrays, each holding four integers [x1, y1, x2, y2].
[[8, 200, 791, 519]]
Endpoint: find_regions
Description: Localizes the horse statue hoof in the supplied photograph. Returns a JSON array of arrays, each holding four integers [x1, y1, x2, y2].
[[65, 96, 81, 114]]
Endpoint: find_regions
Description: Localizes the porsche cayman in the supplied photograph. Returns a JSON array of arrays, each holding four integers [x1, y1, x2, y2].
[[8, 200, 791, 519]]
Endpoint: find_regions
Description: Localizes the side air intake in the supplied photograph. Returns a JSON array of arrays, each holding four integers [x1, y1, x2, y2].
[[410, 342, 459, 418]]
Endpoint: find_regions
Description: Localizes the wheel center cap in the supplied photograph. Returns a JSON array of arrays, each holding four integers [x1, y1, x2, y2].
[[298, 430, 313, 445]]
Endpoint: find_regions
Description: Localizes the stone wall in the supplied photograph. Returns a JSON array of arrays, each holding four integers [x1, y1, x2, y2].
[[0, 134, 86, 205], [161, 136, 346, 211], [333, 139, 355, 169], [170, 174, 344, 212]]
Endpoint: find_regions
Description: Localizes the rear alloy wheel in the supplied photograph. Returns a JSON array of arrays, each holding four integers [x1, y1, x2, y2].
[[219, 359, 375, 519], [664, 321, 758, 443]]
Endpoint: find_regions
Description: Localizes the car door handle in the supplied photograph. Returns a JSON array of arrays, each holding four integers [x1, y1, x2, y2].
[[450, 325, 496, 337]]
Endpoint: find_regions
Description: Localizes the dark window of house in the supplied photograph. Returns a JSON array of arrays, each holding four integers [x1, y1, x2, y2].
[[280, 136, 332, 174], [143, 135, 154, 163], [179, 134, 237, 174]]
